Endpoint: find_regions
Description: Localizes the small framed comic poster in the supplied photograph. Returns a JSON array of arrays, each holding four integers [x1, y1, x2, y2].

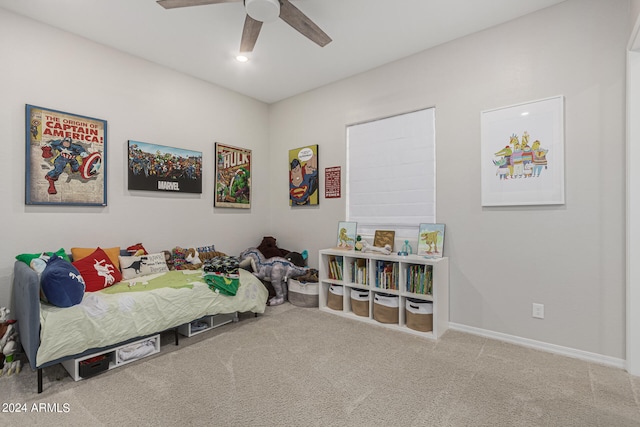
[[289, 144, 319, 206], [215, 143, 251, 208], [324, 166, 341, 199], [337, 221, 357, 249], [417, 223, 445, 258], [127, 140, 202, 193], [25, 104, 107, 206]]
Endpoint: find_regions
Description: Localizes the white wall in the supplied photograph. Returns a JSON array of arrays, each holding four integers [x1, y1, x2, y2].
[[0, 9, 270, 310], [269, 0, 629, 360]]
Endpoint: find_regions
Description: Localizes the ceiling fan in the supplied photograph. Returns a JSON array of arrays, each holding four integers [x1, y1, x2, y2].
[[156, 0, 332, 53]]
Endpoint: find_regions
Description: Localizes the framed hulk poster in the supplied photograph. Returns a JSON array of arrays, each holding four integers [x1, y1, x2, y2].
[[25, 104, 107, 206], [214, 143, 251, 208]]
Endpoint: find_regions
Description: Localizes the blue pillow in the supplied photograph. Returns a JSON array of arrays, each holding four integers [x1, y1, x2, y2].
[[40, 255, 85, 307]]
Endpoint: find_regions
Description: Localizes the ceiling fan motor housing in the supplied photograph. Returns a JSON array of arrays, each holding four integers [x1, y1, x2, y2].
[[245, 0, 280, 22]]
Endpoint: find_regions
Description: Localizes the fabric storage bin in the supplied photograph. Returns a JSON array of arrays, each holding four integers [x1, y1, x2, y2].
[[405, 298, 433, 332], [288, 278, 319, 307], [373, 293, 399, 324], [350, 288, 369, 317], [79, 354, 111, 379], [327, 284, 344, 311]]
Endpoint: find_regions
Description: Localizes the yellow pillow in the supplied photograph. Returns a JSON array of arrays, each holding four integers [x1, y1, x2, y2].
[[71, 247, 121, 270]]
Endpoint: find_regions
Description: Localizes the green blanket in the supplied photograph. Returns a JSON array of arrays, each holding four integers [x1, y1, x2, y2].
[[203, 273, 239, 296], [102, 271, 197, 293]]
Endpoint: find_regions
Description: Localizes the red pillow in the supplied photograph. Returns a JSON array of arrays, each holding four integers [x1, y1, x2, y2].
[[72, 247, 122, 292], [126, 243, 148, 256]]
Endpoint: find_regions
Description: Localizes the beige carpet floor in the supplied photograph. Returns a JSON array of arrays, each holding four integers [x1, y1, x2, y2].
[[3, 303, 640, 426]]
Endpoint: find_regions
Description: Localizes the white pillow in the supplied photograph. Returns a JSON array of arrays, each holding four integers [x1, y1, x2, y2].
[[119, 252, 169, 280]]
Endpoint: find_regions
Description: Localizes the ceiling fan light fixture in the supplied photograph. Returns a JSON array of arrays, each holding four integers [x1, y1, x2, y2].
[[236, 54, 249, 62], [245, 0, 280, 23]]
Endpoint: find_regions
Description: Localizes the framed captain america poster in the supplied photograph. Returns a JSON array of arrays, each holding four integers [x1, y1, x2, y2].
[[25, 105, 107, 206]]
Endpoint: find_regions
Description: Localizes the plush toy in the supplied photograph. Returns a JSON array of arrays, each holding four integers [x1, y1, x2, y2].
[[182, 248, 203, 270], [256, 236, 290, 259], [172, 246, 187, 270], [197, 246, 227, 261], [361, 240, 392, 255], [239, 247, 311, 306], [0, 307, 20, 376], [284, 250, 308, 267], [163, 250, 175, 270]]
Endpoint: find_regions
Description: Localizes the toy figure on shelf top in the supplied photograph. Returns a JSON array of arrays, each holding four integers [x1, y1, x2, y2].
[[360, 239, 392, 255], [354, 235, 364, 251], [398, 240, 412, 256]]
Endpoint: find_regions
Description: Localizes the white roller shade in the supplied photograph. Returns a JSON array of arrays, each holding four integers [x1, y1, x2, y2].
[[347, 108, 436, 238]]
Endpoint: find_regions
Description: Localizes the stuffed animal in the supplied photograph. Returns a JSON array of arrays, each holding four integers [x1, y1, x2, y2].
[[197, 246, 227, 261], [239, 247, 311, 306], [284, 250, 308, 267], [361, 240, 392, 255], [0, 308, 20, 376], [256, 236, 290, 259], [163, 250, 175, 270], [184, 248, 203, 270]]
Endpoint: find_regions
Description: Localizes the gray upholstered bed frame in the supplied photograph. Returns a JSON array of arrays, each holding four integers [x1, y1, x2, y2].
[[13, 261, 179, 393]]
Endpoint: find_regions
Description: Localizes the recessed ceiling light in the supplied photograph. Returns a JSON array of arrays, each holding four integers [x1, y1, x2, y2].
[[236, 54, 249, 63], [521, 111, 529, 116]]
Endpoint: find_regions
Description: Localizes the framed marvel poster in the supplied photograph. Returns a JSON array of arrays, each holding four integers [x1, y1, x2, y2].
[[25, 105, 107, 206], [128, 140, 203, 193], [289, 144, 319, 206], [214, 143, 251, 208]]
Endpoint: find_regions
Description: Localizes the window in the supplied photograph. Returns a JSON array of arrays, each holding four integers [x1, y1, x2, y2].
[[346, 108, 436, 239]]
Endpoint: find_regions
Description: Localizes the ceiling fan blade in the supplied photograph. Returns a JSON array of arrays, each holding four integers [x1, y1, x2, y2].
[[157, 0, 241, 9], [278, 0, 332, 47], [240, 15, 263, 53]]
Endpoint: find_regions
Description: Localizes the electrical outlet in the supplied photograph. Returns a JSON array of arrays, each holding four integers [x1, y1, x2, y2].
[[532, 303, 544, 319]]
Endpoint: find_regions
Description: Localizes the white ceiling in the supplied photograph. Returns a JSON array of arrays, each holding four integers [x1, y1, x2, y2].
[[0, 0, 566, 104]]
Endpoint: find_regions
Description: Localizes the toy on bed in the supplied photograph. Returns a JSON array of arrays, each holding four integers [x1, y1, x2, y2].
[[239, 247, 312, 306], [185, 248, 203, 269], [170, 245, 225, 270]]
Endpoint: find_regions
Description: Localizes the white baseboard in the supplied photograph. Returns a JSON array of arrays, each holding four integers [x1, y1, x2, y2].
[[449, 322, 626, 371]]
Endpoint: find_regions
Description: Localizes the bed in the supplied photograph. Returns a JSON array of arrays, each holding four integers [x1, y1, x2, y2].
[[13, 260, 268, 392]]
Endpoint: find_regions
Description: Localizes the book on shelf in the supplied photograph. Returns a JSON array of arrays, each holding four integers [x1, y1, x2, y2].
[[328, 255, 343, 280], [406, 264, 433, 295], [349, 258, 368, 285], [375, 260, 398, 290]]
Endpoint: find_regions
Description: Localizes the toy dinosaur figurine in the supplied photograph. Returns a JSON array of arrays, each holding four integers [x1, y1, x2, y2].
[[239, 248, 311, 306]]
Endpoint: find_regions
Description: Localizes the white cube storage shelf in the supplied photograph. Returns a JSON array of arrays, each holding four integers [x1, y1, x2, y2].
[[319, 249, 449, 339]]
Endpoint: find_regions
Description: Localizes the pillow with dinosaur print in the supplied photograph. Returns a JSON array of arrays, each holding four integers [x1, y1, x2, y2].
[[119, 252, 169, 280]]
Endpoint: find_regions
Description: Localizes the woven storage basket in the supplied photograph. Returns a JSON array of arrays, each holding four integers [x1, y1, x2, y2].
[[327, 284, 343, 311], [350, 288, 369, 317], [373, 293, 398, 324], [405, 298, 433, 332]]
